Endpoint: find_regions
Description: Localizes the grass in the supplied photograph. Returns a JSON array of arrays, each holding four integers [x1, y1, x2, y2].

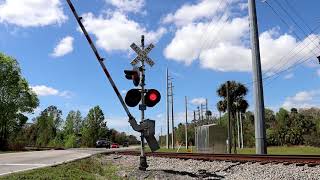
[[0, 155, 123, 180], [238, 146, 320, 155]]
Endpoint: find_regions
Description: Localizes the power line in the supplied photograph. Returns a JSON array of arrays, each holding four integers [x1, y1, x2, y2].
[[198, 0, 226, 51], [204, 16, 231, 52], [198, 0, 231, 56], [262, 32, 320, 81], [284, 0, 314, 33], [243, 44, 319, 87], [262, 0, 320, 76], [262, 25, 320, 77], [273, 0, 320, 51], [263, 52, 316, 87], [246, 53, 315, 97]]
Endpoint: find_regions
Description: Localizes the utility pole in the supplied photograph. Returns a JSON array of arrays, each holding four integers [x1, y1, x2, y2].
[[185, 96, 188, 149], [170, 81, 175, 149], [200, 104, 203, 121], [237, 111, 240, 148], [240, 112, 244, 148], [197, 106, 200, 121], [248, 0, 267, 154], [193, 111, 196, 121], [166, 68, 170, 149], [226, 81, 232, 154], [205, 99, 208, 122]]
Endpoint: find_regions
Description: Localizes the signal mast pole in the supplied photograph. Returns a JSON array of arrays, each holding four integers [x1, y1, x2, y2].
[[139, 35, 148, 170]]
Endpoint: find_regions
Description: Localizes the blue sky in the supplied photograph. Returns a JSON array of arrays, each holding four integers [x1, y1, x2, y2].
[[1, 0, 320, 137]]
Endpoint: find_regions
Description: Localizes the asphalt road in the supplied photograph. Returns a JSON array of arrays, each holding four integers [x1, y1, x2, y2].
[[0, 146, 138, 176]]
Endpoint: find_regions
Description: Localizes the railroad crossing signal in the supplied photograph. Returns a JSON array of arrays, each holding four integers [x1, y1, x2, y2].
[[125, 35, 160, 171], [130, 43, 155, 67], [124, 69, 140, 86]]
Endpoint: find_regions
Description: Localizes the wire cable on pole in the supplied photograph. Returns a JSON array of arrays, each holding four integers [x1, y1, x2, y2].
[[198, 0, 231, 57], [272, 0, 320, 51], [243, 45, 318, 87], [198, 0, 226, 51], [261, 0, 320, 77]]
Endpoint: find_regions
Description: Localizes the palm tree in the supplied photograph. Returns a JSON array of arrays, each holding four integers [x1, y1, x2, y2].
[[216, 81, 249, 153], [216, 81, 248, 114]]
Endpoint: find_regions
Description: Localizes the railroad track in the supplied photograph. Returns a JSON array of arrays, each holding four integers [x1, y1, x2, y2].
[[115, 151, 320, 167]]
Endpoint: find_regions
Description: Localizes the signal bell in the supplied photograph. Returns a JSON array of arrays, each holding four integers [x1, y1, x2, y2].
[[145, 89, 161, 107]]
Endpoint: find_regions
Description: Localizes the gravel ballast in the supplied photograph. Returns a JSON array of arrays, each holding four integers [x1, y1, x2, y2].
[[104, 154, 320, 180]]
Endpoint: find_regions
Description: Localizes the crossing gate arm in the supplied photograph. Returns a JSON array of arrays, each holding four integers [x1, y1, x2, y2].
[[65, 0, 136, 122]]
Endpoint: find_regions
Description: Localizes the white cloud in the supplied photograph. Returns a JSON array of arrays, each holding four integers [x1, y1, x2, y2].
[[190, 97, 206, 105], [106, 0, 145, 13], [107, 116, 128, 128], [51, 36, 74, 57], [164, 15, 250, 68], [175, 111, 196, 124], [163, 0, 320, 73], [0, 0, 67, 27], [31, 85, 72, 98], [282, 90, 320, 109], [81, 11, 166, 52], [284, 73, 294, 79], [162, 0, 228, 26], [238, 2, 248, 11]]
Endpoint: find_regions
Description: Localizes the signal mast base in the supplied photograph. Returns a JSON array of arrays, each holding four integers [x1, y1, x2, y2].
[[139, 156, 148, 171]]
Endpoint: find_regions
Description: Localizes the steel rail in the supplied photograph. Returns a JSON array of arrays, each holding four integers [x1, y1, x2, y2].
[[116, 151, 320, 165]]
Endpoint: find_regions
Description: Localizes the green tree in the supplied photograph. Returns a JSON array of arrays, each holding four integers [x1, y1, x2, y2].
[[275, 108, 289, 145], [127, 135, 139, 145], [175, 123, 185, 144], [63, 110, 82, 148], [64, 111, 82, 135], [115, 132, 128, 144], [243, 111, 255, 147], [81, 106, 107, 147], [265, 108, 276, 129], [64, 111, 76, 136], [35, 106, 63, 147], [0, 53, 39, 150]]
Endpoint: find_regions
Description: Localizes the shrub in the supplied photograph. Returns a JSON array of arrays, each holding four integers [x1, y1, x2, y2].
[[64, 134, 77, 148]]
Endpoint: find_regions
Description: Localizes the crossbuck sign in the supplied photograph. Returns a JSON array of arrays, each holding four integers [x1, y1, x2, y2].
[[130, 43, 155, 67]]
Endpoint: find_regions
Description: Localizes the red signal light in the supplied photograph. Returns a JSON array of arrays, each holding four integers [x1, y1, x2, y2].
[[145, 89, 161, 107], [149, 92, 157, 101]]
